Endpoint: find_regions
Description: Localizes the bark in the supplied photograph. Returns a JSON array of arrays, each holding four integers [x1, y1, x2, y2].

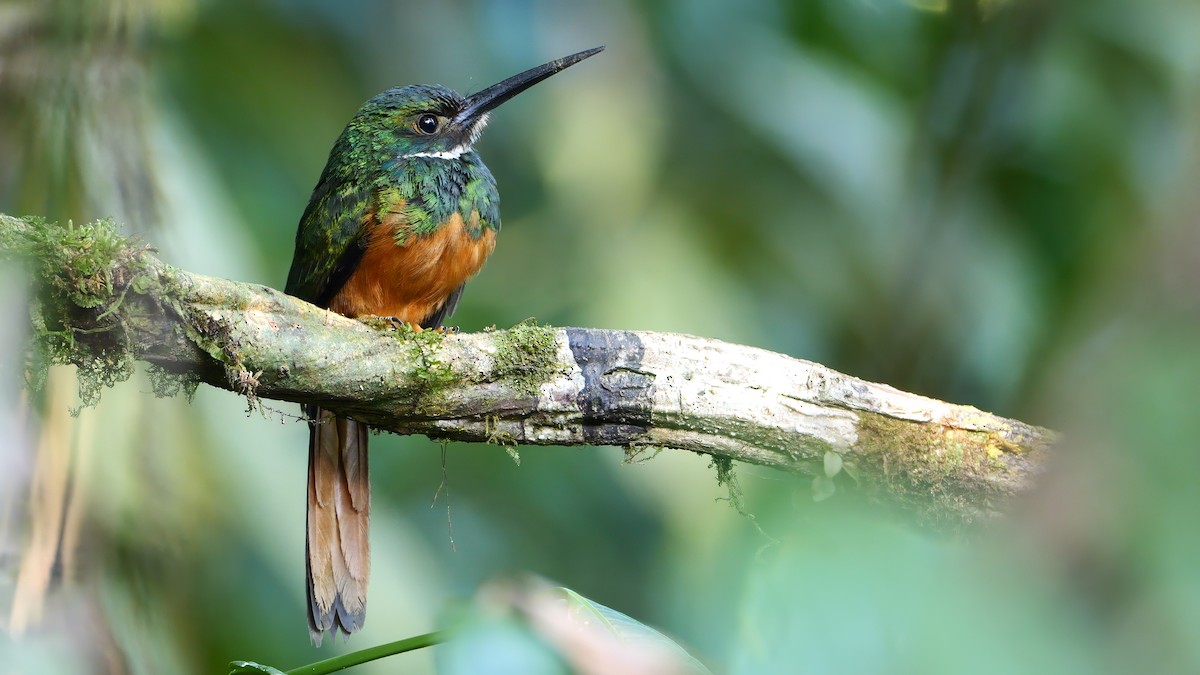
[[1, 214, 1055, 524]]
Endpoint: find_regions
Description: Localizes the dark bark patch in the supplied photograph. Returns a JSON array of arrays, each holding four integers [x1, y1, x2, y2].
[[566, 327, 654, 445]]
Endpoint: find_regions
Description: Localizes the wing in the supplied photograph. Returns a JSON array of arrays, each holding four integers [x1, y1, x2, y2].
[[285, 169, 375, 308], [421, 284, 466, 329]]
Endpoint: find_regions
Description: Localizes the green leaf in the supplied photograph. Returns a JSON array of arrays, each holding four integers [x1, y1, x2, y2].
[[229, 662, 286, 675], [824, 450, 844, 478], [557, 587, 713, 674], [229, 631, 447, 675], [841, 461, 861, 484]]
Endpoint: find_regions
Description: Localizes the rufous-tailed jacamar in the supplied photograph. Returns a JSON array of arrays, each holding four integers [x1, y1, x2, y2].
[[284, 46, 603, 644]]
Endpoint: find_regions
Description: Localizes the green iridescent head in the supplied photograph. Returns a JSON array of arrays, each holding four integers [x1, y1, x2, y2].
[[350, 46, 604, 162]]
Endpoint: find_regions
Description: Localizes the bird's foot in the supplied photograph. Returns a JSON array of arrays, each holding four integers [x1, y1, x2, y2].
[[401, 322, 460, 335], [358, 315, 419, 332], [383, 316, 419, 332], [361, 315, 460, 335]]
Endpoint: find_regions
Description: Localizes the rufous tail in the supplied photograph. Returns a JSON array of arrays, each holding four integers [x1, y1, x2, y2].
[[305, 407, 370, 645]]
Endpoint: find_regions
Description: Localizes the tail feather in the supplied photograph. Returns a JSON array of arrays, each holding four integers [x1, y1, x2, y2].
[[306, 407, 371, 645]]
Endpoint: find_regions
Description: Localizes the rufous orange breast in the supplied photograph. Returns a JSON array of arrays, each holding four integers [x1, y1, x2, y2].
[[329, 206, 497, 324]]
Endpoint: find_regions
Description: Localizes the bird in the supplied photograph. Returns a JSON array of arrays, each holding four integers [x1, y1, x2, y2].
[[283, 46, 604, 645]]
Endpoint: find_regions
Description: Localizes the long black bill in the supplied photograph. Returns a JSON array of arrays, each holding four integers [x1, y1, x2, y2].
[[456, 46, 604, 126]]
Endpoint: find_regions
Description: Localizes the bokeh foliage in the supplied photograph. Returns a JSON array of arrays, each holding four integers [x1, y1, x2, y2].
[[2, 0, 1199, 672]]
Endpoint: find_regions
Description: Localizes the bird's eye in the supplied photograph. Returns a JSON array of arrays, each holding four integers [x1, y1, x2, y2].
[[416, 114, 440, 135]]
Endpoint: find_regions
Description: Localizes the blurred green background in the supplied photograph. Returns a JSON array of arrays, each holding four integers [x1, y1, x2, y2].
[[2, 0, 1200, 672]]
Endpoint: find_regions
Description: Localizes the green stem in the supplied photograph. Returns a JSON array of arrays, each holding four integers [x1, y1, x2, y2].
[[285, 631, 449, 675]]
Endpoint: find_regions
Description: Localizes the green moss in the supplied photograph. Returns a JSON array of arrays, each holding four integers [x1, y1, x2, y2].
[[2, 216, 154, 410], [357, 318, 456, 401], [855, 412, 1019, 525], [397, 323, 456, 394], [146, 363, 200, 402], [181, 312, 237, 365], [491, 319, 559, 398], [711, 455, 747, 510], [484, 414, 520, 464]]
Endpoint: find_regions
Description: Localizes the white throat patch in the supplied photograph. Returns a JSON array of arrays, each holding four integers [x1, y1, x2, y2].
[[402, 144, 470, 160]]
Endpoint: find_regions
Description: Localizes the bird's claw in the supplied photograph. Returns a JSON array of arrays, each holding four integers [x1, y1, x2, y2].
[[379, 316, 413, 331]]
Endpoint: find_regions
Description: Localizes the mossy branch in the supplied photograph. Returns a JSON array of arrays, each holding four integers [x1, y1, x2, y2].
[[1, 214, 1056, 524]]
